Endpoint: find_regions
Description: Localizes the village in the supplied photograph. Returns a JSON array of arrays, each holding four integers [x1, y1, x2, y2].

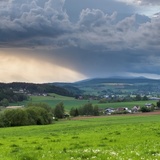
[[104, 103, 154, 115]]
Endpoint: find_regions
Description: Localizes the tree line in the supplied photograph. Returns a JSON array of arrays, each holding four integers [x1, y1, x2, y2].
[[0, 89, 28, 107], [0, 102, 100, 127], [70, 103, 99, 117], [53, 102, 99, 118]]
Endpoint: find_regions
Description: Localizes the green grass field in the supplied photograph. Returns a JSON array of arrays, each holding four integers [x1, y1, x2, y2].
[[12, 94, 157, 112], [0, 114, 160, 160]]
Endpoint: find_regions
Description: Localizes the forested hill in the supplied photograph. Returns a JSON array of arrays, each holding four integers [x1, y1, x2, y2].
[[0, 82, 74, 97]]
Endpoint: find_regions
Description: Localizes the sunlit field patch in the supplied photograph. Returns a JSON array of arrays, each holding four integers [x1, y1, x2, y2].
[[0, 115, 160, 159]]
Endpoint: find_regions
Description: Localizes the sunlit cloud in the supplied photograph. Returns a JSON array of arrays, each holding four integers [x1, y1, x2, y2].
[[115, 0, 141, 5], [115, 0, 160, 16], [0, 49, 85, 83]]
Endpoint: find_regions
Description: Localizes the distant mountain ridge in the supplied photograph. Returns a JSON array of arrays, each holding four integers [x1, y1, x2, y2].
[[74, 76, 159, 85]]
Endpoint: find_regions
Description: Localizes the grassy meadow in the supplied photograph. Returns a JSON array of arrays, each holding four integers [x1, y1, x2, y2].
[[13, 93, 157, 111], [1, 114, 160, 159]]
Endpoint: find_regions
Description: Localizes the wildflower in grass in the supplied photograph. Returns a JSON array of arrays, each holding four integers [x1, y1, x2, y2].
[[42, 154, 45, 158], [83, 149, 90, 153], [92, 149, 101, 154], [91, 156, 97, 159], [110, 151, 117, 156]]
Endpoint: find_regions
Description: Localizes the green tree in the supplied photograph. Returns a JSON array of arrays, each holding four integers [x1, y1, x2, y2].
[[83, 103, 93, 115], [0, 98, 9, 107], [35, 107, 52, 125], [0, 113, 5, 127], [26, 103, 53, 125], [26, 107, 38, 125], [142, 95, 148, 101], [135, 95, 141, 101], [0, 103, 54, 127], [78, 106, 84, 115], [27, 103, 54, 114], [157, 100, 160, 108], [93, 105, 99, 116], [70, 107, 79, 117], [3, 109, 28, 127], [54, 102, 64, 119]]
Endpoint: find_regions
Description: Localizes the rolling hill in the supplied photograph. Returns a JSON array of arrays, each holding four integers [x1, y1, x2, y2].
[[53, 77, 160, 96]]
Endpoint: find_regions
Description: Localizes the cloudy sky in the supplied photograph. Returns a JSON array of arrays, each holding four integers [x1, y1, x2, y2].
[[0, 0, 160, 83]]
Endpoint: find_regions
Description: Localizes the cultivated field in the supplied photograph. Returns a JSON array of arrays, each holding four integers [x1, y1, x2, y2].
[[1, 114, 160, 160]]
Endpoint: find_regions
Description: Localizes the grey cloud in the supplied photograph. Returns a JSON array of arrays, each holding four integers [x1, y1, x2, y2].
[[137, 0, 160, 5], [0, 0, 70, 46], [0, 0, 159, 53], [77, 9, 160, 51], [116, 15, 135, 32], [78, 9, 118, 30], [133, 16, 160, 50], [64, 0, 135, 22]]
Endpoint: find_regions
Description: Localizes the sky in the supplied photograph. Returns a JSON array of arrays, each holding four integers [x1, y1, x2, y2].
[[0, 0, 160, 83]]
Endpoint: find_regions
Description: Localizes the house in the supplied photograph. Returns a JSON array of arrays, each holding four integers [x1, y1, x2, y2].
[[116, 107, 126, 112], [132, 106, 140, 113], [145, 103, 152, 108], [149, 97, 160, 100], [116, 107, 131, 113], [105, 108, 115, 115]]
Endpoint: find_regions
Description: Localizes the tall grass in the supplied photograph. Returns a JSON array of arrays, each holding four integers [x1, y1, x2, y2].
[[0, 115, 160, 159]]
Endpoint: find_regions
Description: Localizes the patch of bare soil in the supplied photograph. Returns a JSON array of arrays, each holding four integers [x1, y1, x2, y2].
[[71, 111, 160, 120]]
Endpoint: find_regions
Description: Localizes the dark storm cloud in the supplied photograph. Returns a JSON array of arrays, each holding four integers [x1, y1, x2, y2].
[[0, 0, 160, 80], [0, 0, 71, 47], [50, 47, 160, 78], [64, 0, 135, 22], [0, 0, 158, 51]]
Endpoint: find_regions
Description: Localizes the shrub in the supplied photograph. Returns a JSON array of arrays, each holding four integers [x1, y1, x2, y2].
[[0, 103, 53, 127], [3, 109, 28, 127], [140, 106, 151, 112], [0, 113, 5, 127], [26, 106, 53, 125]]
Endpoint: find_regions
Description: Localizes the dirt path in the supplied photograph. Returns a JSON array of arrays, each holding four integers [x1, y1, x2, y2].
[[71, 111, 160, 120]]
